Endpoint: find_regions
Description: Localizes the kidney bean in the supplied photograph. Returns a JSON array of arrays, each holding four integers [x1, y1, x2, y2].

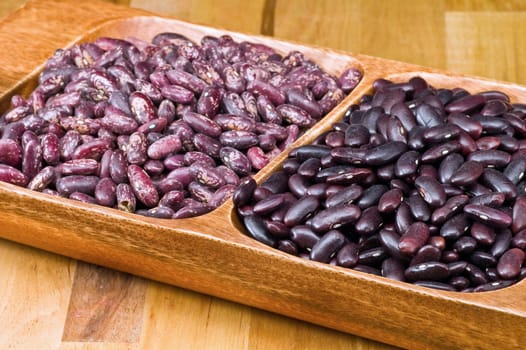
[[356, 184, 388, 209], [405, 261, 449, 282], [410, 245, 442, 266], [464, 204, 512, 229], [309, 204, 361, 233], [94, 177, 117, 207], [21, 136, 42, 180], [354, 206, 383, 235], [431, 194, 469, 225], [437, 153, 464, 184], [310, 229, 346, 263], [448, 160, 484, 186], [420, 141, 461, 163], [58, 158, 99, 176], [496, 248, 525, 279], [415, 175, 446, 207], [480, 168, 517, 200], [503, 157, 526, 185], [56, 175, 99, 196], [512, 196, 526, 233], [0, 139, 22, 168], [415, 103, 444, 127], [364, 141, 407, 166], [27, 166, 55, 191], [407, 193, 431, 222], [399, 222, 430, 256], [127, 164, 158, 208], [393, 150, 419, 178], [243, 215, 276, 247], [71, 139, 110, 161]]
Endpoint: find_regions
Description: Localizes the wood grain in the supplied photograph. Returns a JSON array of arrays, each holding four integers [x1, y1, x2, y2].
[[0, 1, 525, 350]]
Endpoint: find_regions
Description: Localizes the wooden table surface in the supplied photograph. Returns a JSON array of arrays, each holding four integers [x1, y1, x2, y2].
[[1, 1, 526, 349]]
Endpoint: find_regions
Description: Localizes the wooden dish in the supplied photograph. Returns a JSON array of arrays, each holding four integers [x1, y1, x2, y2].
[[1, 1, 526, 349]]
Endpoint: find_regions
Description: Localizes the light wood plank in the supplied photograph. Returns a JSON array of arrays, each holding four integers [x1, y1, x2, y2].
[[131, 0, 267, 34], [273, 0, 446, 69], [445, 12, 526, 84], [0, 239, 75, 350], [62, 263, 147, 343]]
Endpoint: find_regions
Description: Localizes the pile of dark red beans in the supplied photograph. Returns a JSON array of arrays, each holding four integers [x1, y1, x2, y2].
[[234, 76, 526, 292], [0, 32, 361, 218]]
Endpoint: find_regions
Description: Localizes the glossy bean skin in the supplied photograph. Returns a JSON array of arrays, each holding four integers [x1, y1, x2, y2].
[[399, 222, 430, 256], [310, 230, 346, 263], [309, 204, 361, 233], [127, 164, 159, 208]]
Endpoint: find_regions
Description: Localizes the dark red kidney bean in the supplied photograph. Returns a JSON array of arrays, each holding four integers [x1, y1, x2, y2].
[[407, 126, 426, 150], [465, 182, 492, 197], [503, 157, 526, 184], [512, 196, 526, 233], [356, 184, 388, 209], [344, 124, 370, 147], [287, 173, 309, 198], [283, 195, 320, 227], [453, 236, 477, 254], [330, 147, 366, 165], [381, 257, 406, 281], [464, 262, 490, 286], [480, 168, 517, 200], [464, 204, 512, 229], [324, 131, 345, 149], [314, 165, 353, 183], [497, 248, 525, 279], [438, 153, 464, 184], [296, 158, 322, 179], [423, 124, 461, 144], [326, 168, 373, 186], [95, 177, 117, 207], [290, 225, 320, 249], [27, 166, 55, 191], [511, 229, 526, 249], [405, 261, 449, 282], [264, 220, 290, 239], [418, 164, 438, 179], [377, 228, 405, 261], [305, 183, 329, 199], [503, 113, 526, 135], [457, 131, 478, 155], [410, 245, 441, 266], [490, 229, 513, 258], [415, 175, 446, 207], [396, 198, 418, 234], [497, 135, 519, 152], [448, 112, 483, 138], [399, 222, 429, 256], [415, 103, 444, 127], [473, 280, 515, 292], [310, 229, 346, 263], [359, 247, 389, 266], [449, 160, 484, 186], [58, 158, 99, 176], [173, 202, 213, 219], [445, 94, 485, 114], [376, 164, 395, 182], [391, 102, 417, 132], [394, 150, 420, 178], [0, 138, 22, 168], [260, 171, 289, 194], [309, 204, 361, 232], [253, 193, 286, 215], [441, 250, 459, 263], [243, 215, 277, 247], [378, 188, 403, 213], [472, 115, 511, 134], [276, 240, 298, 256], [183, 111, 222, 138], [324, 184, 363, 208], [193, 133, 221, 158], [447, 261, 468, 277], [442, 184, 464, 197], [116, 183, 136, 212], [354, 206, 383, 236], [364, 141, 407, 166], [127, 164, 159, 208], [448, 276, 470, 290], [406, 193, 431, 222], [336, 242, 360, 268], [385, 116, 407, 143], [430, 194, 469, 225], [469, 251, 497, 269], [470, 221, 496, 246], [420, 141, 460, 163], [56, 175, 99, 196]]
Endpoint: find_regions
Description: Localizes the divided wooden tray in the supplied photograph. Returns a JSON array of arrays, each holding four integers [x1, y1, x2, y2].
[[2, 1, 526, 349]]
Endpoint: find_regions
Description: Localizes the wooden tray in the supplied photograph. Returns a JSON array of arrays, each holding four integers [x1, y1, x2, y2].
[[2, 1, 526, 349]]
